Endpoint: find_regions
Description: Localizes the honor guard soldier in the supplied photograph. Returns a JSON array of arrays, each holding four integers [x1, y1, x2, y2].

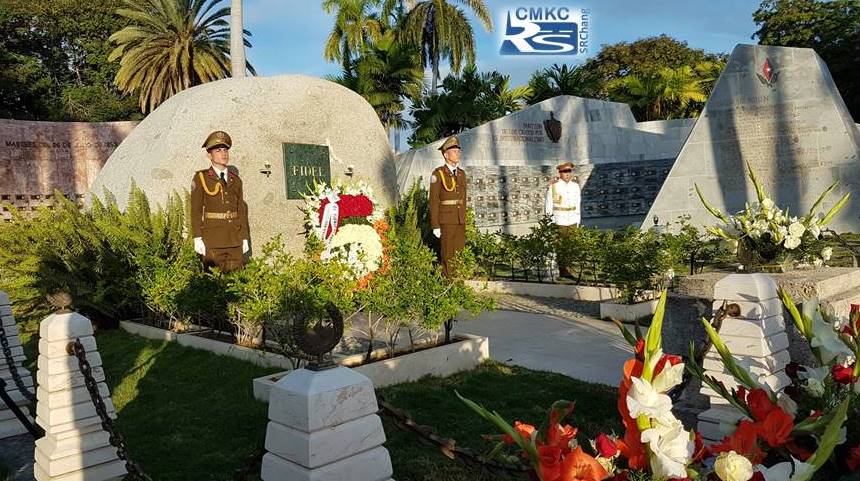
[[429, 135, 467, 277], [191, 131, 250, 272], [545, 161, 581, 278]]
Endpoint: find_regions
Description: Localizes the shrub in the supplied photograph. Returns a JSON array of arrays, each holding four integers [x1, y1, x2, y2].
[[600, 227, 673, 304]]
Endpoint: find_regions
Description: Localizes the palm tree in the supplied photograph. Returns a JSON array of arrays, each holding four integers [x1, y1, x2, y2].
[[408, 66, 530, 147], [526, 64, 600, 104], [330, 30, 424, 133], [401, 0, 493, 92], [322, 0, 384, 70], [109, 0, 255, 112], [230, 0, 245, 78], [607, 66, 707, 121]]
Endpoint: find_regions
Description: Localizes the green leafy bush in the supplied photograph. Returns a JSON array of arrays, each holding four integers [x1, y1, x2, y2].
[[600, 227, 673, 304]]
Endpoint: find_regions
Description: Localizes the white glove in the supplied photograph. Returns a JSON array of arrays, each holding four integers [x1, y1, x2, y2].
[[433, 228, 441, 238], [193, 237, 206, 256], [242, 239, 249, 254]]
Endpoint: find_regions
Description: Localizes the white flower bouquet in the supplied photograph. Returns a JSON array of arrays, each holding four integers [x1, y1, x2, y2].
[[696, 163, 849, 271]]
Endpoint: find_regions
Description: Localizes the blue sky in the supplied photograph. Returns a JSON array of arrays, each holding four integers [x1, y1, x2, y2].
[[243, 0, 761, 85]]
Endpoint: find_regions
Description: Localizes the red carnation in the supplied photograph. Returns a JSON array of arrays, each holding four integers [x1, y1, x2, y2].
[[832, 363, 856, 384]]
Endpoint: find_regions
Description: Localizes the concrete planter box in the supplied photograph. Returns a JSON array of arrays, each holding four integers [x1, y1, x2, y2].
[[120, 321, 296, 369], [252, 333, 490, 402], [119, 321, 489, 398], [467, 280, 616, 301], [599, 299, 659, 323]]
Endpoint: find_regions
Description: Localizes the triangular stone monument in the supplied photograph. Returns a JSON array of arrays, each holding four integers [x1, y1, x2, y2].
[[645, 44, 860, 232]]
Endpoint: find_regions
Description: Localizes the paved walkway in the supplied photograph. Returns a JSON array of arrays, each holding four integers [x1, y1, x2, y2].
[[458, 294, 637, 386]]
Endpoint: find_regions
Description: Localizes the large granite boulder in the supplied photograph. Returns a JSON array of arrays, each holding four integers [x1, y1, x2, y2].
[[89, 75, 397, 254]]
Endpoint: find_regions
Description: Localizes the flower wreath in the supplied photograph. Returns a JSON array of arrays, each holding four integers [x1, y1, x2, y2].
[[302, 180, 387, 282]]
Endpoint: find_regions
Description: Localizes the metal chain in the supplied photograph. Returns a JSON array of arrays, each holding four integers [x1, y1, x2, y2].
[[0, 324, 35, 403], [376, 395, 532, 478], [69, 339, 153, 481]]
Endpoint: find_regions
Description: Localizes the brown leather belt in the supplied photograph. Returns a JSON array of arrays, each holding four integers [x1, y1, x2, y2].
[[440, 199, 461, 206], [204, 211, 238, 220], [553, 206, 577, 211]]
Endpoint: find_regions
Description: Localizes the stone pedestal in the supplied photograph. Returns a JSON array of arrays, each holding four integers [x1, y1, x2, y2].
[[696, 274, 790, 443], [0, 291, 34, 439], [261, 367, 394, 481], [34, 312, 126, 481]]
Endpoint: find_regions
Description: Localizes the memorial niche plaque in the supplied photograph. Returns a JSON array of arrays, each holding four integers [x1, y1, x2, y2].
[[282, 143, 331, 199]]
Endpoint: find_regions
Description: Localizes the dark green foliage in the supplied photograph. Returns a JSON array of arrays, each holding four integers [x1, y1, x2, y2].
[[526, 63, 601, 105], [408, 66, 530, 147], [0, 0, 141, 120], [600, 227, 673, 304]]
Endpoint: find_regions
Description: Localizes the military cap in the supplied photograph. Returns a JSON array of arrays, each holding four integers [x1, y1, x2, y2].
[[202, 131, 232, 150], [556, 161, 575, 171], [438, 135, 461, 152]]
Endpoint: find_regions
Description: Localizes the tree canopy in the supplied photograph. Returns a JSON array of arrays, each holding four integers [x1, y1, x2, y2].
[[0, 0, 141, 121]]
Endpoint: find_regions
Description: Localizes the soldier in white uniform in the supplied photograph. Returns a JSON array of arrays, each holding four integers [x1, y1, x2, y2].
[[545, 161, 581, 278]]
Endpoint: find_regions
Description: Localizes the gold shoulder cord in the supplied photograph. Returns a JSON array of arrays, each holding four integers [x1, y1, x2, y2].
[[198, 172, 222, 196], [440, 169, 456, 192]]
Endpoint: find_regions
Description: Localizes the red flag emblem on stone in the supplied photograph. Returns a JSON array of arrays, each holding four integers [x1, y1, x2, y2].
[[756, 58, 779, 87]]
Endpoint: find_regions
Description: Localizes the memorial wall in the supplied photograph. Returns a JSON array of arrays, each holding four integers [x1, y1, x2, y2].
[[0, 119, 137, 219], [646, 44, 860, 232], [396, 96, 694, 232]]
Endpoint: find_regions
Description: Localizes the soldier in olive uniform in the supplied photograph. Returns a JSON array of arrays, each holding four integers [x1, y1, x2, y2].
[[191, 131, 250, 272], [429, 135, 467, 278]]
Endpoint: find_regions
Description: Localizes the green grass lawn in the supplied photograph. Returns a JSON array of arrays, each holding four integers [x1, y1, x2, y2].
[[16, 323, 619, 481]]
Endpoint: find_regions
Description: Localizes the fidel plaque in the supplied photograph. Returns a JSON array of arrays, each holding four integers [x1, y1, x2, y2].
[[283, 143, 331, 199]]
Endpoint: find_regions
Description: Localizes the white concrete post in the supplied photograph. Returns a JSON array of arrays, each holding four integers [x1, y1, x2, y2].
[[0, 291, 35, 438], [261, 366, 394, 481], [34, 311, 127, 481], [697, 273, 791, 442]]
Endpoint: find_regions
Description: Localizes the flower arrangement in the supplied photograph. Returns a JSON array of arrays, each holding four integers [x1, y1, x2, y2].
[[696, 162, 848, 271], [302, 180, 386, 282], [459, 290, 854, 481]]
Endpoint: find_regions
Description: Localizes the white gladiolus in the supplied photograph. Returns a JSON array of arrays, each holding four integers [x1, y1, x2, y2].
[[821, 247, 833, 261], [761, 198, 775, 210], [804, 378, 825, 397], [652, 362, 685, 393], [810, 223, 821, 238], [626, 377, 673, 420], [756, 462, 792, 481], [640, 420, 694, 479]]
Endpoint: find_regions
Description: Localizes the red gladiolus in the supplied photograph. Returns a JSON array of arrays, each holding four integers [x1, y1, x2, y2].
[[785, 435, 816, 461], [832, 363, 856, 384], [559, 447, 608, 481], [595, 433, 618, 458], [758, 408, 794, 448], [546, 424, 578, 452], [692, 430, 708, 462], [655, 354, 683, 377], [618, 427, 647, 470], [851, 304, 860, 332], [736, 386, 748, 402], [712, 420, 766, 464], [846, 444, 860, 471], [635, 338, 645, 360], [502, 421, 536, 445], [747, 389, 776, 421], [538, 445, 563, 481]]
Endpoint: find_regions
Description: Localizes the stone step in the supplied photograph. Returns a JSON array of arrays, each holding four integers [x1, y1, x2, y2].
[[820, 285, 860, 320], [261, 446, 393, 481], [33, 457, 125, 481]]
